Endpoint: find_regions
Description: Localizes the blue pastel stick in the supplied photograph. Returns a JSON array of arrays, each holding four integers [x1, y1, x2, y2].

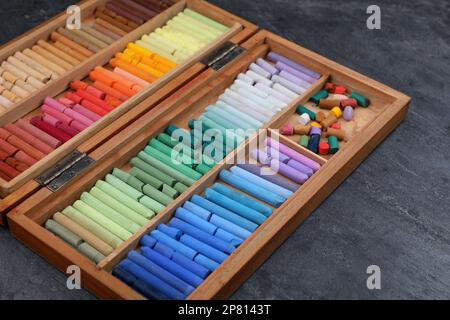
[[153, 241, 210, 279], [141, 247, 203, 287], [204, 189, 267, 225], [158, 224, 183, 240], [151, 230, 197, 260], [113, 266, 137, 286], [194, 255, 220, 272], [219, 170, 285, 207], [172, 251, 210, 279], [141, 235, 157, 248], [211, 183, 273, 217], [191, 195, 258, 232], [169, 218, 236, 254], [209, 214, 251, 240], [214, 229, 244, 246], [175, 207, 217, 235], [154, 241, 175, 259], [180, 234, 228, 264], [119, 260, 186, 300], [128, 251, 195, 296], [133, 279, 168, 300], [183, 201, 212, 220], [230, 166, 293, 199]]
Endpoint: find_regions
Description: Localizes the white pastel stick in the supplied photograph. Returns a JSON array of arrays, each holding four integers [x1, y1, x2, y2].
[[237, 73, 255, 85], [249, 63, 271, 78], [254, 83, 292, 104], [246, 70, 273, 87], [272, 83, 299, 100], [233, 80, 268, 98], [218, 95, 271, 123], [215, 101, 263, 128], [272, 75, 306, 95]]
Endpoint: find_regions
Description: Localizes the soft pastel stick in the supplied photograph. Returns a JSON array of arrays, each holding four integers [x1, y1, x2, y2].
[[256, 58, 279, 75], [276, 61, 317, 83], [267, 52, 321, 79], [180, 234, 228, 264], [279, 70, 311, 89], [151, 230, 197, 260], [266, 137, 321, 172], [175, 207, 217, 235], [209, 214, 251, 240], [3, 124, 53, 154], [237, 165, 299, 193], [72, 104, 102, 122], [272, 75, 306, 95], [16, 119, 62, 148]]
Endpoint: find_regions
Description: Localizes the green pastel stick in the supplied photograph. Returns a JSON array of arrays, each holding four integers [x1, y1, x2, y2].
[[149, 139, 196, 168], [95, 180, 155, 219], [139, 150, 198, 186], [196, 163, 212, 175], [173, 182, 188, 194], [112, 168, 144, 192], [77, 243, 105, 264], [80, 192, 141, 234], [45, 219, 83, 248], [62, 206, 123, 248], [142, 184, 173, 206], [166, 21, 211, 44], [177, 13, 223, 36], [105, 174, 143, 201], [139, 196, 165, 214], [90, 187, 148, 227], [207, 106, 254, 130], [202, 112, 242, 132], [199, 117, 241, 150], [165, 125, 201, 149], [183, 8, 229, 32], [73, 200, 132, 241], [131, 158, 177, 187], [162, 184, 179, 199], [349, 92, 370, 108], [157, 133, 178, 148], [171, 17, 217, 41], [130, 167, 163, 190]]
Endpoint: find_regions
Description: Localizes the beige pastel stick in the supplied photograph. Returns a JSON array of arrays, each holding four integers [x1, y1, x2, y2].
[[22, 49, 66, 76], [7, 56, 50, 83], [14, 51, 57, 80], [2, 71, 19, 85], [81, 24, 115, 45], [53, 41, 88, 62], [52, 29, 97, 56], [0, 104, 7, 112], [2, 90, 21, 103], [71, 29, 109, 49], [53, 212, 114, 256], [32, 45, 73, 71], [37, 40, 80, 66], [9, 84, 30, 99], [57, 28, 102, 53], [14, 80, 36, 93], [1, 61, 28, 81]]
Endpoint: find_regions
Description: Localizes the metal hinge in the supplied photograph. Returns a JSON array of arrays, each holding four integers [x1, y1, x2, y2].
[[201, 41, 246, 71], [35, 150, 95, 192]]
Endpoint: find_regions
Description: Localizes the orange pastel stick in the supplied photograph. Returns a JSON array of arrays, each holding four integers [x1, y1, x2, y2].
[[94, 66, 135, 89], [89, 70, 114, 87], [104, 95, 122, 108], [112, 82, 135, 97], [93, 81, 128, 101], [109, 58, 156, 83]]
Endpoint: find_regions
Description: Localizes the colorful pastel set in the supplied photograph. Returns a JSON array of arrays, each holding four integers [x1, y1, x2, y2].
[[114, 138, 321, 300], [0, 0, 171, 111], [2, 1, 409, 301], [0, 4, 230, 183]]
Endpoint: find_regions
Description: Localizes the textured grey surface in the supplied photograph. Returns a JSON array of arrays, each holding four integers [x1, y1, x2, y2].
[[0, 0, 449, 300]]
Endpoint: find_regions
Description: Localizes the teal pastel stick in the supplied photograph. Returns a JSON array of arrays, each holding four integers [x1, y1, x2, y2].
[[149, 139, 196, 168], [143, 147, 202, 182], [230, 166, 293, 199], [204, 189, 267, 225], [206, 106, 254, 130], [165, 125, 200, 149], [199, 117, 240, 150], [200, 114, 246, 141], [191, 195, 258, 232], [211, 183, 273, 217], [219, 170, 285, 208], [203, 111, 242, 131]]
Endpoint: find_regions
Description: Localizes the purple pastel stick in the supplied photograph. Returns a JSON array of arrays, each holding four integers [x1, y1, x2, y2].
[[275, 61, 316, 84], [249, 63, 271, 78], [343, 106, 353, 121], [251, 150, 309, 184], [310, 127, 322, 136], [287, 159, 314, 177], [265, 147, 290, 163], [267, 52, 321, 79], [237, 164, 299, 192], [279, 70, 311, 89], [272, 75, 306, 95], [256, 58, 279, 75], [265, 138, 321, 172]]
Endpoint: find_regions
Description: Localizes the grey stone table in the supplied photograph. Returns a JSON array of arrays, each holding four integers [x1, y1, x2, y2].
[[0, 0, 448, 300]]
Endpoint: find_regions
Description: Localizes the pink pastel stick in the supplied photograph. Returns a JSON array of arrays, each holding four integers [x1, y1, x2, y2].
[[44, 97, 67, 113], [58, 98, 76, 108], [63, 108, 94, 126], [57, 123, 78, 137], [42, 114, 62, 127], [266, 138, 321, 172], [16, 119, 62, 148], [72, 104, 102, 122], [41, 105, 73, 125], [71, 120, 88, 132]]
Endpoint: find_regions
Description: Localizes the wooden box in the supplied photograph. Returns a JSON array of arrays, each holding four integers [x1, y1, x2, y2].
[[0, 0, 257, 226], [8, 30, 410, 299]]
